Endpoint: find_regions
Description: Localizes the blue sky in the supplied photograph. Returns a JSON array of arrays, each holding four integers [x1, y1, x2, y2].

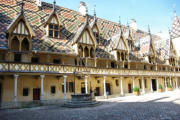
[[43, 0, 180, 34]]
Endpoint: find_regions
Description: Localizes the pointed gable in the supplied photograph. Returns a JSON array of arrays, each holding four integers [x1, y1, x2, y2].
[[73, 19, 96, 47], [169, 40, 178, 58], [148, 38, 156, 57], [44, 10, 61, 27], [7, 13, 35, 37], [90, 20, 101, 34]]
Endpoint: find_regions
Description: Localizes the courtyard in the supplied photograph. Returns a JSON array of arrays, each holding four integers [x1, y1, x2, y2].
[[0, 90, 180, 120]]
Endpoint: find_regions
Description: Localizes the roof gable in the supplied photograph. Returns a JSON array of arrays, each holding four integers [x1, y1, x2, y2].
[[44, 10, 61, 27], [7, 13, 35, 37]]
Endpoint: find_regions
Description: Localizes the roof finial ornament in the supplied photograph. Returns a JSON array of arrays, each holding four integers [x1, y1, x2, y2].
[[119, 16, 121, 27], [85, 8, 89, 24], [148, 25, 151, 34], [173, 4, 176, 16], [20, 0, 25, 14], [94, 5, 96, 20], [53, 0, 56, 10]]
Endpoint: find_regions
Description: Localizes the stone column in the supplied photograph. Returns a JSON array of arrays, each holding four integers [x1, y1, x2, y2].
[[85, 75, 88, 94], [132, 76, 135, 89], [156, 77, 159, 91], [120, 76, 124, 96], [103, 76, 107, 97], [40, 75, 45, 101], [170, 76, 172, 86], [165, 77, 168, 91], [63, 75, 67, 99], [14, 74, 19, 102], [142, 76, 145, 94], [175, 77, 178, 89], [150, 77, 153, 92]]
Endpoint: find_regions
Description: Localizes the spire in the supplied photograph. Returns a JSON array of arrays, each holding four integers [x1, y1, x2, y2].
[[20, 1, 25, 14], [119, 16, 121, 27], [53, 0, 56, 10], [94, 5, 96, 21], [148, 25, 151, 34]]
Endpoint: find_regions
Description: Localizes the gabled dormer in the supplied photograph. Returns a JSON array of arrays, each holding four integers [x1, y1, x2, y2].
[[7, 2, 35, 52], [169, 32, 178, 66], [73, 15, 96, 58], [109, 20, 129, 61], [124, 24, 134, 51], [90, 7, 101, 44], [44, 1, 61, 38], [147, 26, 156, 64]]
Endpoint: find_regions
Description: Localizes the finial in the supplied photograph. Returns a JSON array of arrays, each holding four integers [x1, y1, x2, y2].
[[53, 0, 56, 10], [94, 5, 96, 20], [20, 0, 25, 14], [127, 20, 129, 28], [148, 25, 151, 34], [173, 4, 176, 16], [119, 16, 121, 27]]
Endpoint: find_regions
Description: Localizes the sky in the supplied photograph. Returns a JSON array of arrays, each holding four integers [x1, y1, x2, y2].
[[43, 0, 180, 35]]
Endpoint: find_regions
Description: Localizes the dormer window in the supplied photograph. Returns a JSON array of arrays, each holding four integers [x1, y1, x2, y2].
[[49, 23, 60, 38]]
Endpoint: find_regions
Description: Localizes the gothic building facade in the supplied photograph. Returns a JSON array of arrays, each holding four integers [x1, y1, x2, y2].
[[0, 0, 180, 107]]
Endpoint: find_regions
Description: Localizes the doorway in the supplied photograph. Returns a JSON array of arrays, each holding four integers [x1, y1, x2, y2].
[[128, 84, 132, 93], [95, 87, 100, 96], [152, 79, 157, 91], [106, 83, 111, 95], [33, 88, 40, 100], [81, 87, 85, 94]]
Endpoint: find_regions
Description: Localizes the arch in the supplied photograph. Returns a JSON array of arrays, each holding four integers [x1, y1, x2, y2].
[[90, 47, 95, 58], [117, 52, 120, 61], [21, 38, 29, 51], [11, 37, 19, 51], [78, 45, 83, 57], [84, 46, 89, 57]]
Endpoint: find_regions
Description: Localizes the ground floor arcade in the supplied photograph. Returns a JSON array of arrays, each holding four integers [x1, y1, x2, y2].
[[0, 74, 180, 104]]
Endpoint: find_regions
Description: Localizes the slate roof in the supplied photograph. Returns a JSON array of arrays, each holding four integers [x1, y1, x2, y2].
[[0, 0, 171, 62]]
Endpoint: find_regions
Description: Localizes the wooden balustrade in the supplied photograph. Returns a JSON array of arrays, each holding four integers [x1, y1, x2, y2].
[[0, 62, 179, 76]]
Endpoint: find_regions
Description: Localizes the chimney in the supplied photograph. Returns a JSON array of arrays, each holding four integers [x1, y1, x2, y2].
[[79, 1, 87, 16], [36, 0, 42, 7], [130, 19, 137, 31]]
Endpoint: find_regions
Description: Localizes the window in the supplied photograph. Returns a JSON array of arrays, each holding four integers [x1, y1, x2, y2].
[[94, 32, 99, 44], [111, 62, 115, 68], [31, 57, 39, 63], [49, 24, 59, 38], [115, 80, 119, 86], [53, 59, 60, 64], [74, 59, 77, 66], [124, 64, 128, 69], [14, 54, 21, 62], [69, 82, 74, 93], [144, 65, 147, 70], [51, 86, 56, 94], [23, 88, 29, 96], [97, 80, 100, 84]]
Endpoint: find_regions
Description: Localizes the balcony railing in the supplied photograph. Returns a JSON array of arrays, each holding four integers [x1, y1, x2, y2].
[[0, 62, 179, 77]]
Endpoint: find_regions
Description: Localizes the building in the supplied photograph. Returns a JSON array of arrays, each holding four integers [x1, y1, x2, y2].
[[0, 0, 180, 107]]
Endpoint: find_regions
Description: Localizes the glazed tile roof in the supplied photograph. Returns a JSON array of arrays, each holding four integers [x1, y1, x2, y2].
[[171, 12, 180, 39], [0, 0, 172, 62]]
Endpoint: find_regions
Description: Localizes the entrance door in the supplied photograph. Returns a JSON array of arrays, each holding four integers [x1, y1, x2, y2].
[[106, 83, 111, 95], [152, 79, 157, 91], [0, 83, 2, 104], [95, 87, 100, 96], [33, 88, 40, 100], [128, 84, 132, 93], [81, 87, 85, 94]]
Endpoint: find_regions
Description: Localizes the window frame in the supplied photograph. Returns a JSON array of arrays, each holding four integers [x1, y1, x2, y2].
[[48, 24, 60, 38]]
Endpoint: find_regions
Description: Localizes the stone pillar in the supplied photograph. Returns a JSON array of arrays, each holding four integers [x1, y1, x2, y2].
[[150, 77, 153, 92], [40, 75, 45, 101], [120, 76, 124, 96], [175, 77, 178, 89], [170, 76, 172, 86], [103, 76, 107, 97], [156, 77, 159, 91], [85, 75, 88, 94], [14, 74, 19, 102], [132, 76, 135, 89], [142, 76, 145, 94], [63, 75, 67, 99], [165, 77, 168, 91]]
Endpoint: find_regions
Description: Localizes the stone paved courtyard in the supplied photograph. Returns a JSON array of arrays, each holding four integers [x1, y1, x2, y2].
[[1, 90, 180, 120]]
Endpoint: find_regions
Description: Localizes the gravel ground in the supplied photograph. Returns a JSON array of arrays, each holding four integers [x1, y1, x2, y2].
[[0, 90, 180, 120]]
